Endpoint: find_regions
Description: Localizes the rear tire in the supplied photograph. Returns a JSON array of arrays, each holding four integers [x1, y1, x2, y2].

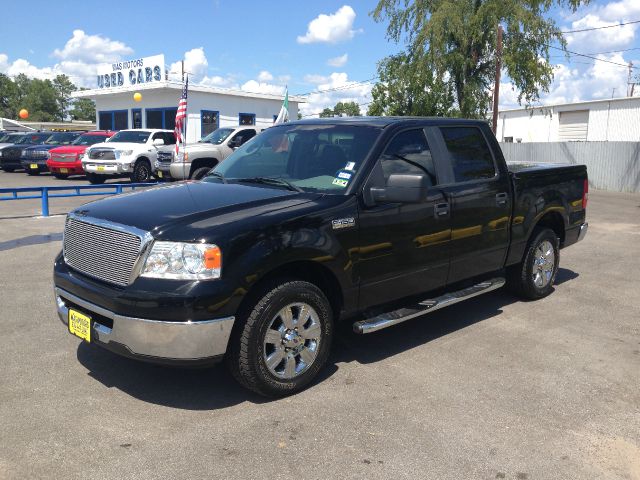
[[86, 173, 106, 184], [190, 166, 212, 180], [53, 173, 68, 180], [227, 280, 333, 397], [507, 227, 559, 300]]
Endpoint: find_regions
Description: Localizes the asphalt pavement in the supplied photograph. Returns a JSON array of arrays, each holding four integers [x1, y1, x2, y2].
[[0, 170, 639, 480]]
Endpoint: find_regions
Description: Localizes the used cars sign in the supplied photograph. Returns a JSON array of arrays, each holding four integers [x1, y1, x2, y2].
[[96, 54, 165, 89]]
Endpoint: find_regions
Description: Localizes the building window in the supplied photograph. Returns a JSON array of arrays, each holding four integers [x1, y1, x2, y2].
[[97, 110, 128, 131], [132, 109, 142, 129], [146, 108, 178, 130], [201, 110, 219, 137], [503, 136, 513, 143], [239, 113, 256, 126]]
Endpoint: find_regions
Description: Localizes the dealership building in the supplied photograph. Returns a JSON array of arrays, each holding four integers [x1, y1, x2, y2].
[[72, 54, 304, 143]]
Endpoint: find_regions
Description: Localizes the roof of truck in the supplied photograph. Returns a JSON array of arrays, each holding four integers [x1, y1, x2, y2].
[[286, 116, 487, 128]]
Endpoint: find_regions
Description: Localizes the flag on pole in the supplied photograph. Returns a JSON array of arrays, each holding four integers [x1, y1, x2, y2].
[[273, 87, 289, 124], [175, 76, 188, 156]]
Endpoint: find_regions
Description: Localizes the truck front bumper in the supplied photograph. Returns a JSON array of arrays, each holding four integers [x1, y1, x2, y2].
[[169, 162, 191, 180], [55, 287, 234, 365], [83, 162, 131, 175]]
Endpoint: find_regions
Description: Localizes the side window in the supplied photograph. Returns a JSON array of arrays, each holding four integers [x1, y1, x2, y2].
[[163, 132, 176, 145], [151, 132, 164, 144], [380, 129, 437, 185], [439, 127, 496, 182], [234, 129, 256, 146]]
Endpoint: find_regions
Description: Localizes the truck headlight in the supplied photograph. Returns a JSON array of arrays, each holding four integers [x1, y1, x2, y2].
[[115, 150, 133, 158], [141, 241, 222, 280]]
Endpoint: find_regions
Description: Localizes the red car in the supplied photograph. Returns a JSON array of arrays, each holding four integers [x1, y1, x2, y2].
[[46, 131, 115, 179]]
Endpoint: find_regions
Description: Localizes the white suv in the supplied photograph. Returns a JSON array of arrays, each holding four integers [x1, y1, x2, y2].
[[82, 129, 175, 184]]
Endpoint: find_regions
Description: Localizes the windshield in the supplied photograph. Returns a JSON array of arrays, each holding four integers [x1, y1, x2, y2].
[[201, 128, 234, 145], [72, 134, 109, 146], [45, 132, 81, 145], [0, 133, 23, 143], [16, 133, 53, 145], [109, 131, 151, 143], [204, 124, 380, 193]]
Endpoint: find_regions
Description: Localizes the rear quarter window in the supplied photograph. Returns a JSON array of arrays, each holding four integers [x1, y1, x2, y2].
[[439, 127, 496, 183]]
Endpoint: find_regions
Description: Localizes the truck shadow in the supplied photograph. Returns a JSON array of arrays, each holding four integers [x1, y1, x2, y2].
[[75, 269, 578, 409]]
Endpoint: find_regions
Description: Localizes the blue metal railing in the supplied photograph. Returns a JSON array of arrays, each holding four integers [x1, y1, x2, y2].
[[0, 183, 159, 217]]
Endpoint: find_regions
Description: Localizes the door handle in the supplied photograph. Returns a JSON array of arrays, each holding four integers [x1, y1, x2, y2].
[[496, 192, 508, 207], [434, 203, 449, 217]]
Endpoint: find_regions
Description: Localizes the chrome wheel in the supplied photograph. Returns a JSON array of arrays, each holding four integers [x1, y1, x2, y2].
[[263, 303, 322, 379], [532, 240, 555, 288]]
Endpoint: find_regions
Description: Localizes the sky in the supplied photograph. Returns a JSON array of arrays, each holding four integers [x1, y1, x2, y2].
[[1, 0, 640, 116]]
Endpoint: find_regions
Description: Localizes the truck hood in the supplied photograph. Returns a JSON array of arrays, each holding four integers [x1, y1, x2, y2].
[[48, 145, 87, 155], [185, 142, 223, 153], [87, 142, 146, 151], [72, 181, 318, 241]]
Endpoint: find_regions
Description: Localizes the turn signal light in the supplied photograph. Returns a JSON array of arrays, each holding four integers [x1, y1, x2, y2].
[[582, 179, 589, 210], [204, 246, 222, 270]]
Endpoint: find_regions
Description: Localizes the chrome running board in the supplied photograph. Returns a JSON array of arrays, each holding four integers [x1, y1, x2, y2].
[[353, 277, 505, 334]]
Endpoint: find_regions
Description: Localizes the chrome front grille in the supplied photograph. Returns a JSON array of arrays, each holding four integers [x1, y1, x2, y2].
[[50, 153, 77, 161], [63, 217, 144, 286], [89, 148, 116, 160]]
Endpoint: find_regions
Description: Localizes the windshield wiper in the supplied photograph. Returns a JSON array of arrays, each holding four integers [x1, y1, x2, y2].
[[207, 171, 227, 183], [235, 176, 303, 192]]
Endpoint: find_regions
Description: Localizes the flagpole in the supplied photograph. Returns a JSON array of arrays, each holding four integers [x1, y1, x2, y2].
[[182, 75, 188, 181]]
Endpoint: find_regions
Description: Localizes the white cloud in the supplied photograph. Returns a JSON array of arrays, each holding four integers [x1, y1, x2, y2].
[[565, 14, 637, 51], [53, 29, 133, 64], [327, 53, 348, 67], [299, 72, 372, 116], [257, 70, 274, 82], [297, 6, 360, 44], [241, 80, 285, 95]]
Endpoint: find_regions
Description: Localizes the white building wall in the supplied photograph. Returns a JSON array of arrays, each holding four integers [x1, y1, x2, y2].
[[499, 97, 640, 143], [91, 88, 299, 144]]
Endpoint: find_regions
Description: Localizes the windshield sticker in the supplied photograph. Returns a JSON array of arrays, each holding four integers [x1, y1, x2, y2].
[[344, 162, 356, 171], [332, 178, 348, 187], [337, 171, 352, 180]]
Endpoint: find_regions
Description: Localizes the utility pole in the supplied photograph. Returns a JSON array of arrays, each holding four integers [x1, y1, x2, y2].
[[492, 24, 503, 135], [628, 62, 635, 97]]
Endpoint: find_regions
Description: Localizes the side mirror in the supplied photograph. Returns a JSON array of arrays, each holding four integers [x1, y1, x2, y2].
[[370, 174, 428, 204], [227, 138, 240, 149], [152, 138, 165, 146]]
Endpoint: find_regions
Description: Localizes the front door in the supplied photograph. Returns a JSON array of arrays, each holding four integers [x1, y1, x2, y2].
[[356, 128, 451, 309]]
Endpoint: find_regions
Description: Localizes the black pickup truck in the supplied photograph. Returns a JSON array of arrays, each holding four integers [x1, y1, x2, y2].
[[53, 117, 588, 397]]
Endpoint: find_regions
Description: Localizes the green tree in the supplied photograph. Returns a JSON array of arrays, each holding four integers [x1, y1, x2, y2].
[[372, 0, 588, 118], [69, 97, 96, 121], [0, 73, 18, 118], [52, 74, 77, 121], [23, 79, 59, 122], [367, 52, 455, 116], [319, 101, 362, 117]]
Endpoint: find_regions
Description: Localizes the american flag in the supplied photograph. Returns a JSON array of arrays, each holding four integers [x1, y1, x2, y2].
[[175, 76, 188, 155]]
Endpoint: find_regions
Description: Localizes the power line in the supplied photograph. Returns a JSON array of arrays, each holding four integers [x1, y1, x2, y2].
[[561, 19, 640, 34], [545, 44, 640, 70], [296, 77, 378, 97]]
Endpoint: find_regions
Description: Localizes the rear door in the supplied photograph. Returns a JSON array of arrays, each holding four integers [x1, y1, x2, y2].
[[434, 125, 511, 284]]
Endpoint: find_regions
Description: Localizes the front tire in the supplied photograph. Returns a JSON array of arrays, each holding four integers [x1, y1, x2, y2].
[[2, 168, 15, 173], [228, 280, 333, 397], [131, 159, 152, 183], [53, 173, 68, 180], [507, 227, 559, 300], [190, 166, 212, 180], [27, 170, 39, 176]]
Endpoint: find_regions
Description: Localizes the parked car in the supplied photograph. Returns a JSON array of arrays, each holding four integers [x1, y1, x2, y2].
[[53, 117, 588, 397], [46, 131, 115, 179], [169, 125, 259, 180], [0, 132, 53, 172], [0, 132, 28, 150], [81, 129, 175, 184], [20, 131, 85, 175]]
